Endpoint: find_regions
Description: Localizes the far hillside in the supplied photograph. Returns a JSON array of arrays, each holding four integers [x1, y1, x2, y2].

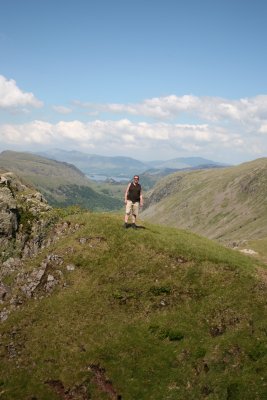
[[142, 158, 267, 244], [0, 150, 123, 211], [37, 149, 149, 177], [147, 156, 228, 170]]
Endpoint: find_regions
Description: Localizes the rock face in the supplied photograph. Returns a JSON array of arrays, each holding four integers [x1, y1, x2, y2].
[[0, 172, 52, 260], [0, 172, 55, 320], [0, 172, 83, 322], [0, 224, 81, 322], [0, 185, 17, 240]]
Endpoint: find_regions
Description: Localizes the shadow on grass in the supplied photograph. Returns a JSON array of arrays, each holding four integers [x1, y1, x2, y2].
[[124, 223, 147, 230]]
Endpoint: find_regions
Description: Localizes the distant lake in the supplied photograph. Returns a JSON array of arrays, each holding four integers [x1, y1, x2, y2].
[[87, 175, 130, 183]]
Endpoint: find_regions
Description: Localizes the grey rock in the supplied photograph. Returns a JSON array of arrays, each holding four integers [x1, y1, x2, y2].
[[0, 308, 10, 322], [0, 172, 53, 261], [47, 274, 55, 282], [66, 264, 75, 271], [0, 281, 10, 301], [0, 186, 17, 239]]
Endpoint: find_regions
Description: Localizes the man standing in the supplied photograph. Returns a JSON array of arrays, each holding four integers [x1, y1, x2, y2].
[[124, 175, 143, 229]]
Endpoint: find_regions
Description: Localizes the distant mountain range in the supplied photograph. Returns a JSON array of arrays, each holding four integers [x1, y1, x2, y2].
[[37, 149, 148, 177], [36, 149, 228, 177]]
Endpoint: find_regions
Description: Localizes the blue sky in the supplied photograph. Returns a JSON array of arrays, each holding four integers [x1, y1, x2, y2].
[[1, 0, 267, 164]]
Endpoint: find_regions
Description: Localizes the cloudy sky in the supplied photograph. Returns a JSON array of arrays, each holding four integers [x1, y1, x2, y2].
[[1, 0, 267, 164]]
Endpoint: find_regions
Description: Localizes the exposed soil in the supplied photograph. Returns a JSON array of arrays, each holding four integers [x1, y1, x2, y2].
[[89, 364, 122, 400], [45, 380, 88, 400]]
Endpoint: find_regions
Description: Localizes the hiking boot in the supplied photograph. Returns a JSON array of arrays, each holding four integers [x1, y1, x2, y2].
[[132, 223, 137, 229], [124, 222, 129, 228]]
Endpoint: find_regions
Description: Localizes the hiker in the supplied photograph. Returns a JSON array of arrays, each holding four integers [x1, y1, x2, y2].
[[124, 175, 143, 229]]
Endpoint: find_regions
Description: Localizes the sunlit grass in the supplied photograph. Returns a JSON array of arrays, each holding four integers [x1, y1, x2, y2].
[[1, 211, 267, 399]]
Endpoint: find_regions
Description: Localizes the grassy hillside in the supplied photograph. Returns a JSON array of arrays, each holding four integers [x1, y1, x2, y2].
[[239, 237, 267, 265], [1, 211, 267, 399], [142, 158, 267, 244], [0, 151, 123, 211]]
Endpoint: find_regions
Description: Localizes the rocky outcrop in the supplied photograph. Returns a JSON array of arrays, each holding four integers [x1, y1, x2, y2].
[[0, 172, 54, 321], [0, 172, 52, 261], [0, 184, 17, 243], [0, 172, 88, 322], [0, 218, 82, 322]]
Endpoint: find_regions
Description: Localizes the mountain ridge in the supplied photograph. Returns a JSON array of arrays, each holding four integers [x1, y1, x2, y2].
[[35, 148, 227, 177], [142, 157, 267, 244]]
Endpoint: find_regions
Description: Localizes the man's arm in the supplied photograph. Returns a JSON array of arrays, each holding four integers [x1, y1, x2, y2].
[[140, 189, 143, 207], [124, 183, 130, 204]]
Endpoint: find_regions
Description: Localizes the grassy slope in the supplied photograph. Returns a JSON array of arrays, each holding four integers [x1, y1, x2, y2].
[[142, 158, 267, 244], [241, 237, 267, 265], [1, 212, 267, 399], [90, 179, 126, 201], [0, 151, 123, 211]]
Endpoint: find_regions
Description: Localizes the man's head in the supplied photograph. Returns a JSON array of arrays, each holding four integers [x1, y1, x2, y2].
[[133, 175, 139, 182]]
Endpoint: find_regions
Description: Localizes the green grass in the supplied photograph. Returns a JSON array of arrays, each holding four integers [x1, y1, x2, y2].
[[244, 237, 267, 262], [1, 212, 267, 399], [90, 180, 126, 200], [142, 158, 267, 244]]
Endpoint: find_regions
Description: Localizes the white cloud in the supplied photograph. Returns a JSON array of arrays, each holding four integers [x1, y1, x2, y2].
[[55, 121, 92, 140], [77, 94, 267, 128], [1, 121, 54, 144], [1, 118, 262, 162], [1, 91, 267, 163], [0, 75, 43, 109], [259, 123, 267, 134], [53, 105, 72, 114]]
